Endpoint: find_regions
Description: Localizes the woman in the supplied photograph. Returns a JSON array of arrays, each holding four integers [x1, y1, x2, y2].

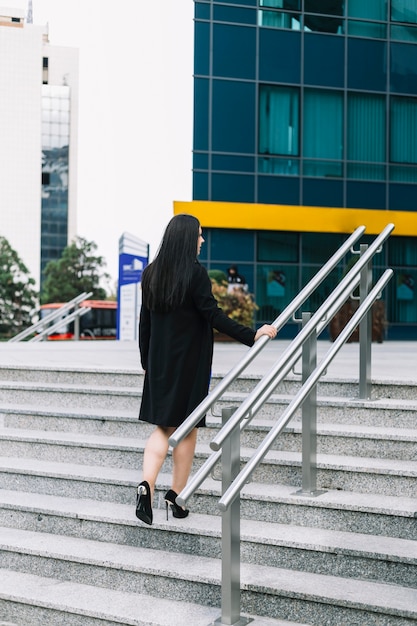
[[136, 214, 277, 525]]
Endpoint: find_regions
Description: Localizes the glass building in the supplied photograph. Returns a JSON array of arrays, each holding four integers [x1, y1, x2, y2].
[[176, 0, 417, 338], [41, 85, 71, 280]]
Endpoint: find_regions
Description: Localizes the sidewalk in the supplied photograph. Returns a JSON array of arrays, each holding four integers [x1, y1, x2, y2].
[[0, 339, 415, 383]]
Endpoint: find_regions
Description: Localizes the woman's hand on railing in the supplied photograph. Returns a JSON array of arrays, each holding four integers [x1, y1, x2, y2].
[[254, 324, 277, 342]]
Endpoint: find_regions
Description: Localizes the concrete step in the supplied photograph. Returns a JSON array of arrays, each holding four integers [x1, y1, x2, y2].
[[0, 365, 141, 388], [0, 429, 415, 497], [1, 405, 416, 460], [0, 492, 415, 588], [0, 530, 415, 626], [0, 381, 140, 411], [0, 569, 303, 626], [0, 471, 415, 541], [203, 418, 417, 460]]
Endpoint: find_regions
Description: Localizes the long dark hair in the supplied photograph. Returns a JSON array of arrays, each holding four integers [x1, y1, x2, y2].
[[141, 214, 200, 312]]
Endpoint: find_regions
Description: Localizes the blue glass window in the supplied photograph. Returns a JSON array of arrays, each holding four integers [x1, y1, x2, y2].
[[303, 179, 343, 206], [211, 173, 255, 202], [257, 175, 300, 204], [195, 3, 210, 20], [390, 97, 417, 164], [259, 85, 299, 156], [215, 0, 257, 5], [391, 0, 417, 24], [193, 172, 209, 200], [211, 229, 254, 262], [259, 29, 301, 83], [193, 78, 209, 151], [304, 34, 344, 87], [391, 43, 417, 95], [257, 231, 298, 262], [348, 39, 387, 91], [212, 154, 255, 172], [193, 152, 209, 170], [258, 9, 301, 30], [389, 183, 417, 210], [194, 22, 210, 76], [213, 5, 256, 24], [212, 80, 255, 153], [303, 89, 343, 160], [347, 93, 386, 179], [213, 24, 256, 79], [347, 182, 387, 209], [348, 0, 387, 20]]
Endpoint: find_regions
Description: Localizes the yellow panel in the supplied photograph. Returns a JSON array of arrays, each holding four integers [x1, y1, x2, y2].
[[174, 200, 417, 237]]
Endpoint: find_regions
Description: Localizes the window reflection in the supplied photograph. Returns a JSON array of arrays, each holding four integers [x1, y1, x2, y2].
[[391, 0, 417, 25]]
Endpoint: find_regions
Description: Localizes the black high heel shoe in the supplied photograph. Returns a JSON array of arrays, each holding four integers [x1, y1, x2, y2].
[[164, 489, 189, 520], [136, 480, 153, 525]]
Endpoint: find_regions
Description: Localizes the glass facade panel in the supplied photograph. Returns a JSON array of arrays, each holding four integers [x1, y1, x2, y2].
[[256, 264, 298, 320], [391, 24, 417, 42], [257, 231, 298, 262], [304, 33, 344, 87], [257, 174, 300, 203], [391, 0, 417, 24], [259, 85, 299, 156], [211, 229, 254, 262], [348, 39, 387, 91], [348, 0, 387, 20], [260, 0, 301, 7], [212, 154, 255, 172], [211, 173, 255, 202], [212, 80, 256, 153], [390, 97, 417, 164], [390, 43, 417, 94], [303, 178, 343, 205], [347, 93, 385, 171], [303, 89, 343, 160], [302, 233, 344, 264], [213, 5, 256, 24], [213, 24, 256, 79], [348, 20, 387, 39], [347, 163, 386, 180], [259, 29, 301, 83], [346, 181, 387, 208], [194, 22, 210, 75], [193, 78, 209, 151], [258, 9, 301, 30], [258, 156, 300, 175]]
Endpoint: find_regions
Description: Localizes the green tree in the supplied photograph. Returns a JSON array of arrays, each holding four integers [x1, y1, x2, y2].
[[0, 236, 38, 338], [41, 236, 110, 304]]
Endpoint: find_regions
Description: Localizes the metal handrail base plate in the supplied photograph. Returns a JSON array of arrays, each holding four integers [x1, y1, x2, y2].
[[211, 617, 253, 625], [293, 488, 327, 498]]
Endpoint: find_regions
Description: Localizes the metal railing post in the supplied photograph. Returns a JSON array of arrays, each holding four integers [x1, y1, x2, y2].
[[211, 407, 252, 626], [297, 312, 322, 496], [74, 303, 80, 341], [359, 244, 372, 399]]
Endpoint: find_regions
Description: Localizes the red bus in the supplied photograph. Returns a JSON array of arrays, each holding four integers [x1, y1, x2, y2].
[[39, 300, 117, 340]]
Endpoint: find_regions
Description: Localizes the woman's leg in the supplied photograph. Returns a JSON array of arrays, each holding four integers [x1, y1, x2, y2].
[[142, 426, 175, 500], [171, 428, 198, 494]]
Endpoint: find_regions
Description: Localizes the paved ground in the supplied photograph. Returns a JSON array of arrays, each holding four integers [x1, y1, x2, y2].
[[0, 338, 415, 383]]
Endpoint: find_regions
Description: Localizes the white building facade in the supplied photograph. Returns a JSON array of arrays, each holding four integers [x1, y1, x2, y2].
[[0, 3, 78, 289]]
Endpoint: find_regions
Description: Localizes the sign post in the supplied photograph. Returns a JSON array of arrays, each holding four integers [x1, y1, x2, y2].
[[117, 233, 149, 341]]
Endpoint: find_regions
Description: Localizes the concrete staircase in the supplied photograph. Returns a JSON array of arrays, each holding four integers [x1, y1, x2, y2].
[[0, 364, 416, 625]]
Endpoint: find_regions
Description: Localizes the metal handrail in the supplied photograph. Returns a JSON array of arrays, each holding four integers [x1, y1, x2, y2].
[[175, 265, 361, 508], [218, 269, 393, 512], [167, 225, 366, 449], [8, 291, 93, 342], [169, 223, 393, 451]]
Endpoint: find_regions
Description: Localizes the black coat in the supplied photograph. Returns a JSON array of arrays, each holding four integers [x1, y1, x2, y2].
[[139, 262, 255, 427]]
